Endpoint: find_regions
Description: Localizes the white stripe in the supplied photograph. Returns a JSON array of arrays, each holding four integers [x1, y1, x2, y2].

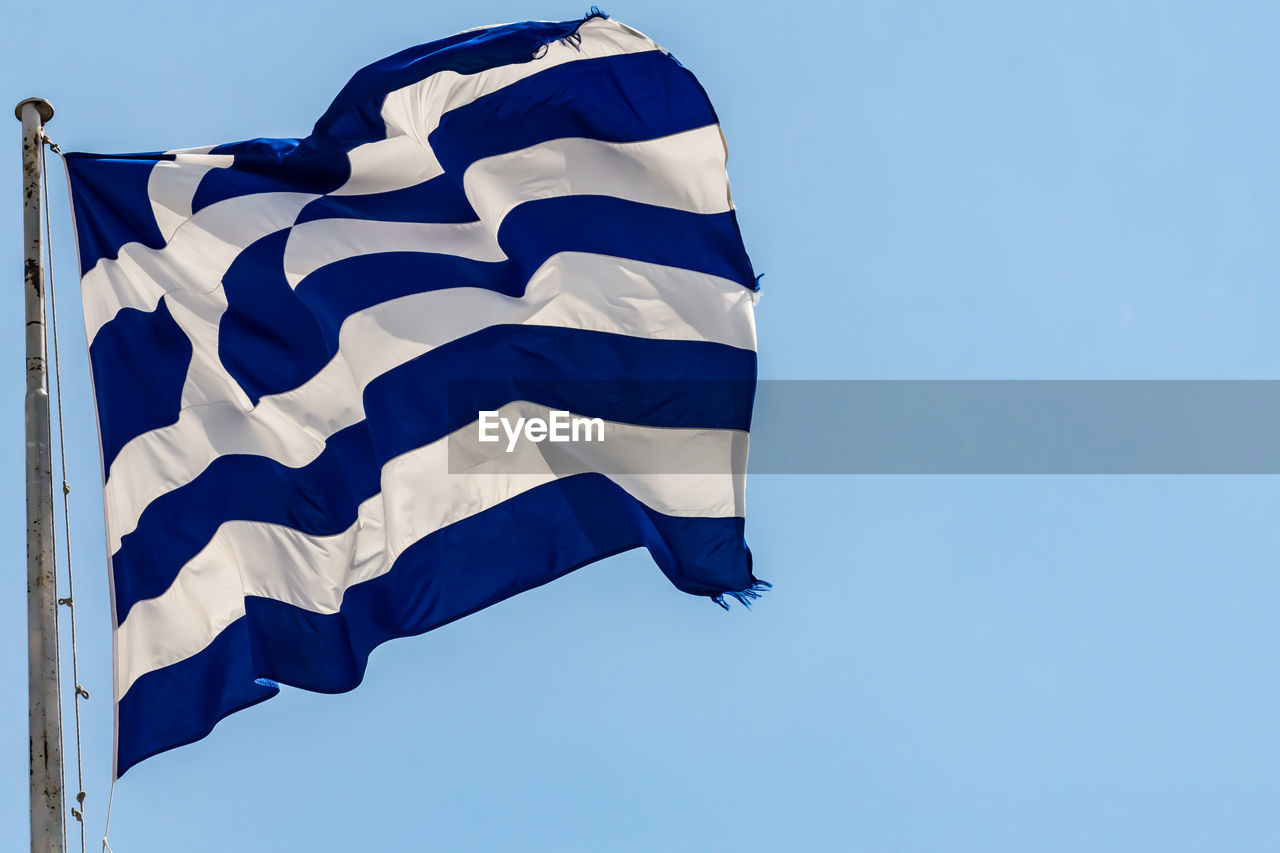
[[114, 401, 746, 699], [147, 147, 236, 242], [281, 126, 729, 286], [330, 135, 442, 197], [343, 16, 662, 196], [461, 125, 732, 228], [103, 252, 757, 554], [281, 220, 502, 287]]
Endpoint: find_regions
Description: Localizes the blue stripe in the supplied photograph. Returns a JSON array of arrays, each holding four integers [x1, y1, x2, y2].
[[112, 422, 376, 626], [427, 51, 716, 173], [117, 472, 753, 776], [295, 199, 755, 348], [89, 297, 192, 471], [111, 327, 754, 623], [217, 229, 333, 406], [294, 175, 477, 225], [190, 137, 351, 214], [493, 196, 757, 293], [362, 326, 756, 462]]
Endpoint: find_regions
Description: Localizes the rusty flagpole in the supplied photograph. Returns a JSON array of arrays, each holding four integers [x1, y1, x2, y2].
[[16, 96, 65, 853]]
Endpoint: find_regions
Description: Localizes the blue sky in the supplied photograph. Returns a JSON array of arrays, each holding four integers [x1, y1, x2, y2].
[[5, 1, 1280, 850]]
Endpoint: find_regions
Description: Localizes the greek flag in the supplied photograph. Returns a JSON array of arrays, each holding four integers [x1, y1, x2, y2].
[[65, 13, 762, 777]]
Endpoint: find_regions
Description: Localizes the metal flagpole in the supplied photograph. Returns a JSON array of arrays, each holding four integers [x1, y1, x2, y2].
[[17, 96, 64, 853]]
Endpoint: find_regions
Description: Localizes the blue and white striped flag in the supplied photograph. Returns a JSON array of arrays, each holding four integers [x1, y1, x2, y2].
[[65, 12, 763, 776]]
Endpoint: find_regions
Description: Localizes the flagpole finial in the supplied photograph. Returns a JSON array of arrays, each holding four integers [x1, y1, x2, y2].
[[14, 98, 54, 124]]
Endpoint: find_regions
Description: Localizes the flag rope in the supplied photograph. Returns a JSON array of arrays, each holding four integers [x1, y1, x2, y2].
[[42, 133, 90, 853], [100, 780, 115, 853]]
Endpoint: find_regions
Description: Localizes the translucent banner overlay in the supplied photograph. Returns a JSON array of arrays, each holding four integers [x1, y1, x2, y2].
[[446, 381, 1280, 474]]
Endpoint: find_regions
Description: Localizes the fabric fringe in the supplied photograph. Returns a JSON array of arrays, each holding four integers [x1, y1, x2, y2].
[[713, 579, 772, 611], [540, 9, 610, 58]]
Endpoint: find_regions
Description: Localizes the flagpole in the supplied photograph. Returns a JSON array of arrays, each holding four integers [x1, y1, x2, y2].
[[17, 96, 64, 853]]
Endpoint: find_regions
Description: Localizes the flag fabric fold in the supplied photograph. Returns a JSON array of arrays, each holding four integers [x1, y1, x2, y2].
[[65, 12, 761, 777]]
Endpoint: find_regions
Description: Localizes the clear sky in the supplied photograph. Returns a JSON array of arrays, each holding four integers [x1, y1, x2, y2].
[[5, 1, 1280, 850]]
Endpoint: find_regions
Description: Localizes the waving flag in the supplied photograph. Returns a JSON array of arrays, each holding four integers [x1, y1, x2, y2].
[[65, 12, 763, 776]]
